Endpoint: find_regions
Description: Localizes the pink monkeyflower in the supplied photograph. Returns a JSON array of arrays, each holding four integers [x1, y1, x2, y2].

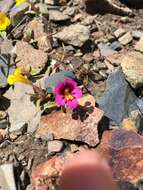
[[54, 78, 83, 109]]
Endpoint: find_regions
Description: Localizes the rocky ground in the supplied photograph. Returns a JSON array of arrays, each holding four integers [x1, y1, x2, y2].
[[1, 0, 143, 190]]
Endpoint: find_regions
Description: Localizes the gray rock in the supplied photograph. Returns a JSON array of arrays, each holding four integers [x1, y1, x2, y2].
[[0, 120, 8, 129], [110, 41, 122, 51], [4, 84, 41, 133], [136, 98, 143, 115], [10, 2, 29, 26], [0, 0, 14, 13], [98, 43, 116, 57], [54, 24, 90, 47], [35, 3, 49, 16], [49, 10, 70, 21], [0, 164, 16, 190], [132, 30, 143, 39], [48, 140, 64, 154], [44, 70, 77, 93], [63, 7, 76, 16], [98, 67, 138, 124]]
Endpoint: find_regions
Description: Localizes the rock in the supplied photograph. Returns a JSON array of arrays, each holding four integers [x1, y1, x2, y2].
[[70, 144, 79, 153], [121, 118, 137, 133], [0, 0, 14, 13], [114, 28, 126, 38], [106, 52, 124, 66], [121, 51, 143, 88], [82, 53, 94, 63], [31, 151, 74, 190], [10, 2, 29, 26], [0, 119, 8, 129], [132, 30, 143, 39], [118, 32, 133, 45], [49, 10, 70, 21], [117, 181, 138, 190], [96, 61, 108, 70], [0, 164, 17, 190], [81, 15, 95, 26], [0, 129, 6, 142], [48, 140, 64, 154], [0, 54, 15, 88], [135, 35, 143, 52], [136, 98, 143, 114], [0, 39, 13, 54], [35, 3, 49, 16], [45, 0, 58, 5], [54, 24, 90, 47], [23, 18, 52, 52], [63, 7, 76, 16], [98, 43, 116, 57], [16, 41, 48, 74], [4, 84, 41, 133], [98, 67, 138, 124], [97, 129, 143, 184], [110, 41, 122, 51], [44, 70, 77, 93], [129, 108, 143, 133], [104, 60, 114, 73], [35, 132, 54, 141], [36, 95, 104, 146]]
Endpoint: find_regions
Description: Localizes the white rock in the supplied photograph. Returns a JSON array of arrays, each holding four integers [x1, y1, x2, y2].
[[4, 83, 41, 133], [118, 31, 133, 45], [0, 164, 16, 190]]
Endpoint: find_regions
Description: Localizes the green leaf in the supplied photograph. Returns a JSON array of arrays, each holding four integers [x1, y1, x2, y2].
[[0, 31, 7, 39], [43, 101, 57, 110]]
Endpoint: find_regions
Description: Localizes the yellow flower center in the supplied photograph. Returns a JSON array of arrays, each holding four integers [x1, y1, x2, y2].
[[64, 89, 73, 101]]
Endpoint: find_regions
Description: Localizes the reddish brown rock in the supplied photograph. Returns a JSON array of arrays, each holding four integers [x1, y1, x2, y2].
[[31, 151, 74, 190], [97, 129, 143, 183], [36, 95, 104, 146]]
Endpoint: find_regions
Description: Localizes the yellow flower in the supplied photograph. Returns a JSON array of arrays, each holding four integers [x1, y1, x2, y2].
[[0, 12, 11, 31], [7, 68, 32, 85], [15, 0, 28, 6]]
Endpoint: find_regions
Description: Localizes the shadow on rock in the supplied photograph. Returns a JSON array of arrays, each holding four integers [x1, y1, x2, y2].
[[72, 101, 94, 122], [0, 96, 11, 111]]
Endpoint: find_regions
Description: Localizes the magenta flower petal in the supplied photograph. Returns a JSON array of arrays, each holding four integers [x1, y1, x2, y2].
[[54, 82, 65, 95], [64, 78, 77, 89], [67, 98, 78, 109], [55, 95, 66, 106], [72, 87, 83, 99]]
